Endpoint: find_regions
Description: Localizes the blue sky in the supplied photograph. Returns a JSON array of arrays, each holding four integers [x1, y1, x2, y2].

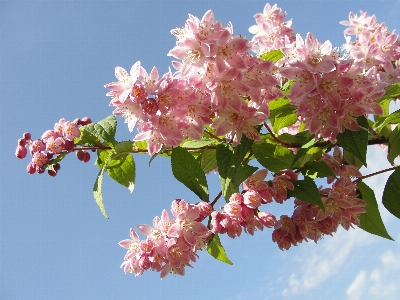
[[1, 1, 400, 299]]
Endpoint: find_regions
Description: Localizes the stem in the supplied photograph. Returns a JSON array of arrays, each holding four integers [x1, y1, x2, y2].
[[263, 122, 289, 146], [354, 166, 397, 183], [210, 191, 222, 207], [204, 129, 222, 141]]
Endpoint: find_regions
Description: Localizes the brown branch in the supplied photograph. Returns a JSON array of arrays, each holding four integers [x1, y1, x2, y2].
[[210, 191, 223, 207], [354, 166, 397, 184]]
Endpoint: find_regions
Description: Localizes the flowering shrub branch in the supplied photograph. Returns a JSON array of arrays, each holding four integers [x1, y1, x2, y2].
[[15, 3, 400, 278]]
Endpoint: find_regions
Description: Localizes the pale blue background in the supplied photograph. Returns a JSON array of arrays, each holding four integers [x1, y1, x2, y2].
[[2, 1, 400, 299]]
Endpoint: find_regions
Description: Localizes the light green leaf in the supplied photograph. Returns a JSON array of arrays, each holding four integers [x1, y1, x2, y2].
[[107, 153, 135, 193], [93, 151, 113, 219], [382, 167, 400, 219], [200, 148, 217, 174], [378, 82, 400, 102], [287, 179, 324, 211], [290, 135, 315, 167], [82, 115, 117, 147], [207, 234, 233, 265], [375, 109, 400, 130], [181, 139, 214, 148], [171, 147, 209, 202], [336, 116, 368, 167], [259, 49, 284, 63], [358, 182, 393, 240], [252, 142, 295, 172]]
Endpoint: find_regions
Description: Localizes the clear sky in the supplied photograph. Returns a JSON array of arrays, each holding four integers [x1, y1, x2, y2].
[[2, 1, 400, 299]]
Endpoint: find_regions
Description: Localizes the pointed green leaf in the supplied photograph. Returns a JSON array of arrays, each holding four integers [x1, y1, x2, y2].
[[357, 181, 393, 240], [272, 111, 297, 133], [388, 125, 400, 164], [207, 234, 233, 265], [217, 136, 254, 200], [259, 49, 284, 63], [287, 179, 324, 211], [171, 147, 209, 202], [336, 116, 368, 166], [382, 167, 400, 219], [82, 115, 117, 147], [74, 127, 100, 146], [93, 167, 109, 219], [252, 143, 295, 172], [200, 148, 217, 174], [301, 161, 336, 179], [292, 147, 324, 169]]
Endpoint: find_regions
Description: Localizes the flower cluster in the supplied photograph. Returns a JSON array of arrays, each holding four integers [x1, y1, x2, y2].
[[272, 147, 366, 250], [15, 117, 92, 176], [105, 4, 400, 153], [119, 200, 212, 279]]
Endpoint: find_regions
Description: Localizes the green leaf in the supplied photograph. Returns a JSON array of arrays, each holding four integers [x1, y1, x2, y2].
[[107, 153, 135, 193], [336, 116, 368, 167], [93, 150, 113, 219], [357, 181, 393, 240], [382, 167, 400, 219], [287, 179, 324, 211], [232, 164, 258, 187], [259, 49, 284, 63], [207, 234, 233, 265], [74, 127, 100, 146], [343, 150, 364, 169], [378, 82, 400, 102], [82, 115, 117, 147], [171, 147, 209, 202], [290, 135, 315, 167], [272, 111, 297, 133], [200, 148, 217, 174], [217, 136, 254, 201], [375, 109, 400, 130], [301, 161, 336, 179], [181, 139, 214, 148], [388, 125, 400, 164], [252, 143, 295, 172], [292, 147, 324, 169]]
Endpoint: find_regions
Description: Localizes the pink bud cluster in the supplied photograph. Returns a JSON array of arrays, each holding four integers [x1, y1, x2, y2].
[[106, 4, 399, 153], [272, 147, 366, 250], [119, 200, 212, 279], [15, 117, 92, 176]]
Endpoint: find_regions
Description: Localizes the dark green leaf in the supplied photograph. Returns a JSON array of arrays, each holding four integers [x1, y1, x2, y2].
[[207, 234, 233, 265], [171, 147, 209, 202], [388, 125, 400, 164], [336, 116, 368, 166], [82, 115, 117, 147], [259, 49, 284, 63], [301, 161, 336, 179], [382, 167, 400, 219], [290, 135, 315, 167], [217, 136, 254, 201], [343, 150, 364, 169], [232, 164, 258, 187], [252, 142, 295, 172], [357, 182, 393, 240], [292, 147, 324, 169], [287, 179, 324, 211]]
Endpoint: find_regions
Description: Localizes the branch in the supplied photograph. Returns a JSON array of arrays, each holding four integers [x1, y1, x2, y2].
[[354, 166, 397, 183]]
